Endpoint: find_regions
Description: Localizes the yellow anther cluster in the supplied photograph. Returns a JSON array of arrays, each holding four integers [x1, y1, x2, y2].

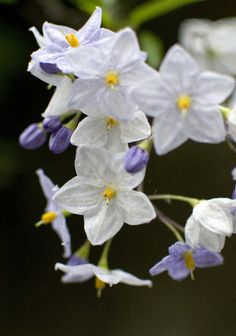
[[105, 71, 119, 88], [106, 117, 118, 130], [102, 188, 116, 204], [65, 33, 79, 47], [177, 95, 192, 111], [95, 277, 106, 290], [41, 211, 57, 224], [183, 250, 195, 271]]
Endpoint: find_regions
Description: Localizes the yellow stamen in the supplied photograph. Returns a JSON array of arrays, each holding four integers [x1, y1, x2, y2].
[[183, 250, 195, 271], [105, 71, 119, 89], [102, 188, 116, 204], [106, 117, 118, 130], [177, 95, 192, 118], [95, 277, 106, 290], [41, 211, 57, 224], [65, 33, 79, 47]]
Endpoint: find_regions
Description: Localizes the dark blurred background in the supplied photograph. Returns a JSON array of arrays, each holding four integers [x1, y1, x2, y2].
[[1, 0, 236, 335]]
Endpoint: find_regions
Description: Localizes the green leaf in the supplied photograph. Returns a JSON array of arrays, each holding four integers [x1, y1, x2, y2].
[[129, 0, 205, 29], [139, 31, 164, 68]]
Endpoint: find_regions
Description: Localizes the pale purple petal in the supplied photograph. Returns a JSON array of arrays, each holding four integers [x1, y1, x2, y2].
[[168, 259, 190, 280], [149, 256, 174, 276], [193, 248, 223, 268], [168, 242, 189, 257]]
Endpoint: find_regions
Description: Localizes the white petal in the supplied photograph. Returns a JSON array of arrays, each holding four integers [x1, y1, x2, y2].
[[78, 7, 102, 43], [43, 22, 73, 46], [36, 169, 57, 200], [152, 114, 187, 155], [111, 269, 152, 287], [42, 77, 74, 117], [52, 215, 71, 258], [185, 216, 225, 252], [192, 71, 235, 104], [105, 126, 128, 152], [184, 106, 226, 143], [71, 117, 107, 147], [160, 44, 200, 92], [121, 110, 151, 143], [192, 199, 233, 236], [29, 27, 45, 48], [27, 60, 60, 86], [55, 263, 95, 283], [53, 177, 103, 215], [84, 201, 123, 245], [116, 189, 156, 225]]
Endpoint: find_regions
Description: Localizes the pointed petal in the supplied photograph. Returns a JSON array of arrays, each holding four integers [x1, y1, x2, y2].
[[55, 263, 95, 283], [168, 260, 190, 280], [52, 215, 71, 258], [36, 169, 56, 200], [121, 110, 151, 143], [193, 248, 223, 268], [116, 189, 156, 225], [111, 269, 152, 287], [149, 256, 174, 276]]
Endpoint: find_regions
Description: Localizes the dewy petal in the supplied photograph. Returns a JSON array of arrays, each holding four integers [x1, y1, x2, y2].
[[71, 117, 107, 147], [193, 248, 223, 268], [149, 255, 174, 276], [42, 77, 74, 117], [116, 189, 156, 225], [110, 269, 152, 287], [55, 263, 95, 283], [53, 177, 103, 215], [152, 115, 188, 155], [52, 215, 71, 258], [168, 259, 190, 280], [84, 200, 123, 245], [120, 110, 151, 143], [192, 200, 233, 236], [192, 71, 235, 104], [185, 216, 226, 252], [184, 105, 226, 143], [160, 44, 200, 93]]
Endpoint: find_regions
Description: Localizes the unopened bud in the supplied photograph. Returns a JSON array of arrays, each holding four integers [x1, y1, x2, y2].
[[124, 146, 149, 173], [49, 126, 72, 154], [39, 62, 60, 74], [19, 123, 47, 150], [42, 117, 61, 133]]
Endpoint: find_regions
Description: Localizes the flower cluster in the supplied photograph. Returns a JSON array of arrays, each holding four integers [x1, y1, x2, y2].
[[20, 8, 236, 295]]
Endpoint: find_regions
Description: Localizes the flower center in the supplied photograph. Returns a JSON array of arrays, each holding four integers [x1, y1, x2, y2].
[[183, 250, 195, 271], [106, 117, 118, 130], [102, 187, 116, 204], [95, 277, 106, 290], [177, 95, 192, 118], [41, 211, 57, 224], [105, 71, 119, 88], [65, 33, 79, 47]]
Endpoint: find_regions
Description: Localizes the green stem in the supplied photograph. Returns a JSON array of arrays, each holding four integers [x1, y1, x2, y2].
[[75, 240, 91, 260], [98, 239, 113, 269], [149, 194, 200, 207]]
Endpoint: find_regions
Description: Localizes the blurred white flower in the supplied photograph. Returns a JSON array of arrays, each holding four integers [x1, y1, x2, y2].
[[179, 18, 236, 75]]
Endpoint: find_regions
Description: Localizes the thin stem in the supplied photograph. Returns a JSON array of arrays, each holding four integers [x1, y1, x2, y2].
[[98, 239, 113, 269], [149, 194, 200, 207], [153, 205, 184, 242]]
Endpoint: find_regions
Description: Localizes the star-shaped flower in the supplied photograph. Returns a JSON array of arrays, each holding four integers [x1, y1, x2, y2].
[[131, 44, 234, 155], [150, 242, 223, 281], [57, 28, 155, 122], [185, 198, 236, 252], [55, 262, 152, 288], [37, 169, 71, 258], [53, 145, 156, 245], [71, 110, 151, 152]]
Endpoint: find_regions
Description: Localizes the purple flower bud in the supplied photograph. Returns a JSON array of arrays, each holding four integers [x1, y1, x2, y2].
[[42, 117, 61, 133], [49, 126, 72, 154], [39, 62, 60, 74], [124, 146, 149, 173], [19, 123, 47, 150], [67, 255, 88, 266]]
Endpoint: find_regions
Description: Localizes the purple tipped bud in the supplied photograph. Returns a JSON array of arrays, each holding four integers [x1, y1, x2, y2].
[[124, 146, 149, 173], [42, 117, 61, 133], [67, 255, 88, 266], [39, 62, 60, 74], [19, 123, 47, 150], [49, 126, 72, 154]]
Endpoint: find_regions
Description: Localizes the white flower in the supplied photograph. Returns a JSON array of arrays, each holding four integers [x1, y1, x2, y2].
[[185, 198, 236, 252], [42, 77, 75, 118], [53, 145, 156, 245], [71, 110, 151, 152], [227, 105, 236, 142], [131, 45, 234, 155], [55, 262, 152, 287], [57, 28, 155, 122], [179, 18, 236, 75], [37, 169, 71, 258]]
